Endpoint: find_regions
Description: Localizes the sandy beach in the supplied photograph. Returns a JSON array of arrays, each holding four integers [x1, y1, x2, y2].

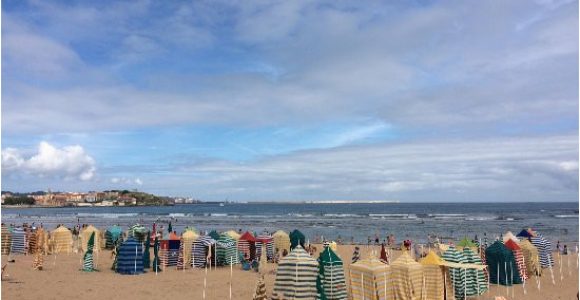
[[2, 244, 578, 300]]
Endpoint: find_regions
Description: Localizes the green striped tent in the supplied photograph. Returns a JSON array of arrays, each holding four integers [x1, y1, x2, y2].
[[216, 234, 240, 266], [462, 247, 488, 296], [485, 241, 522, 286], [128, 224, 148, 243], [317, 246, 347, 300], [82, 232, 96, 272], [441, 245, 467, 299], [272, 246, 318, 300], [389, 251, 424, 300]]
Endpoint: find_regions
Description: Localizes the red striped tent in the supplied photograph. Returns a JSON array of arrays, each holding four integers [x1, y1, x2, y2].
[[238, 231, 257, 260], [504, 239, 528, 281], [255, 235, 274, 261]]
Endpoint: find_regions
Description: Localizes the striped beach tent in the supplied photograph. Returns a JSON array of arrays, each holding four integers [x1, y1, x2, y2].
[[216, 234, 240, 266], [256, 234, 275, 261], [349, 256, 390, 300], [225, 230, 241, 240], [50, 226, 73, 254], [177, 229, 199, 269], [81, 225, 102, 253], [389, 251, 424, 300], [128, 224, 148, 243], [83, 232, 96, 272], [441, 245, 467, 299], [317, 246, 347, 300], [485, 241, 522, 285], [519, 239, 541, 276], [272, 246, 319, 300], [27, 228, 37, 255], [273, 230, 290, 255], [253, 275, 268, 300], [419, 251, 455, 300], [10, 227, 26, 254], [1, 224, 11, 255], [530, 234, 554, 268], [504, 239, 528, 281], [32, 228, 46, 270], [238, 231, 257, 260], [462, 247, 488, 296], [192, 236, 217, 268], [116, 237, 144, 275], [160, 234, 180, 267], [289, 229, 306, 251], [352, 247, 361, 264], [105, 225, 123, 249]]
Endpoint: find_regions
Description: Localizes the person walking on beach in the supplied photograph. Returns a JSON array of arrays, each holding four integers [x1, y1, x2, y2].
[[367, 236, 371, 246], [556, 241, 561, 253], [563, 245, 568, 255]]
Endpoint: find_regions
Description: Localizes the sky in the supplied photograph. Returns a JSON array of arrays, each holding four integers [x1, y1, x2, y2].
[[1, 0, 578, 202]]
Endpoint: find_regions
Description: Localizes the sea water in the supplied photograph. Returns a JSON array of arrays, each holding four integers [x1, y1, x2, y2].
[[2, 202, 578, 244]]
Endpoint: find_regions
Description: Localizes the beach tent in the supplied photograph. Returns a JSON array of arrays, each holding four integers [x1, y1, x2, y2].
[[216, 234, 240, 266], [519, 239, 541, 276], [50, 226, 73, 254], [32, 228, 46, 270], [81, 225, 102, 253], [389, 251, 424, 300], [485, 241, 522, 285], [209, 230, 221, 240], [349, 256, 390, 300], [1, 224, 11, 255], [192, 236, 217, 268], [530, 234, 554, 268], [160, 234, 180, 267], [273, 230, 290, 255], [238, 231, 257, 260], [504, 239, 528, 281], [317, 246, 347, 300], [128, 224, 148, 243], [177, 229, 199, 269], [457, 237, 477, 252], [253, 275, 268, 300], [27, 228, 37, 254], [419, 251, 455, 300], [83, 232, 96, 272], [516, 229, 534, 239], [116, 237, 144, 275], [462, 247, 488, 296], [441, 245, 467, 299], [272, 246, 319, 300], [256, 234, 275, 261], [105, 226, 123, 249], [503, 231, 519, 244], [10, 227, 26, 254], [224, 230, 241, 240], [289, 229, 306, 251]]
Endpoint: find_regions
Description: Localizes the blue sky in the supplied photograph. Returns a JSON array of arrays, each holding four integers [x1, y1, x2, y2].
[[2, 0, 578, 201]]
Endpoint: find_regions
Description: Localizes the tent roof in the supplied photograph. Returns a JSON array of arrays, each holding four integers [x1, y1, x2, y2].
[[224, 230, 241, 240], [208, 230, 221, 240], [239, 231, 256, 242], [392, 251, 420, 266], [182, 230, 199, 240], [107, 225, 123, 233], [457, 237, 477, 247], [52, 226, 72, 234], [518, 239, 538, 252], [273, 230, 288, 237], [420, 251, 445, 266], [319, 246, 342, 264], [256, 235, 273, 242], [504, 239, 520, 251], [350, 257, 389, 273], [503, 231, 519, 243]]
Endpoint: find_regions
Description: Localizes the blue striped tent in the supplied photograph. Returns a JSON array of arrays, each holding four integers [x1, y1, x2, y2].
[[105, 225, 123, 249], [116, 237, 144, 275], [530, 235, 554, 268], [192, 236, 217, 268], [10, 227, 26, 255]]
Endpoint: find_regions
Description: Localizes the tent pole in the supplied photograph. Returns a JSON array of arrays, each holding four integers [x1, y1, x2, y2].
[[203, 262, 207, 299], [559, 252, 563, 283], [522, 254, 527, 295], [504, 262, 508, 296], [229, 257, 233, 300]]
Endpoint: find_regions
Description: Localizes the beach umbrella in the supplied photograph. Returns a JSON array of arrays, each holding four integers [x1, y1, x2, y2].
[[272, 246, 318, 300], [273, 230, 290, 255], [253, 275, 267, 300], [153, 237, 162, 273], [504, 239, 528, 281], [143, 231, 151, 269], [349, 256, 389, 300], [116, 237, 144, 275], [462, 247, 488, 296], [83, 232, 96, 272], [390, 251, 424, 300], [289, 229, 305, 251], [317, 246, 347, 300], [1, 224, 12, 255], [420, 251, 455, 300], [485, 241, 522, 285]]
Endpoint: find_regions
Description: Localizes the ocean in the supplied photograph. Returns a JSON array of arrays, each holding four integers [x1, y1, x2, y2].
[[2, 202, 578, 244]]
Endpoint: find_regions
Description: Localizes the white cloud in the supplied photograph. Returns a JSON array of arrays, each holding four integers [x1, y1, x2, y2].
[[110, 177, 143, 186], [1, 141, 96, 181]]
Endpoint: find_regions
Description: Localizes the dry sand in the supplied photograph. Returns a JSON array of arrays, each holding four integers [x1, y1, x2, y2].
[[2, 244, 578, 300]]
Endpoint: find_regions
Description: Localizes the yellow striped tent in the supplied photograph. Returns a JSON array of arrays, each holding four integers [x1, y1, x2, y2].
[[519, 239, 541, 276], [81, 225, 103, 253], [419, 251, 455, 300], [272, 246, 318, 300], [389, 251, 424, 300], [349, 256, 390, 300], [50, 226, 73, 254], [273, 230, 290, 255], [224, 230, 241, 240], [32, 228, 46, 270], [1, 224, 11, 255]]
